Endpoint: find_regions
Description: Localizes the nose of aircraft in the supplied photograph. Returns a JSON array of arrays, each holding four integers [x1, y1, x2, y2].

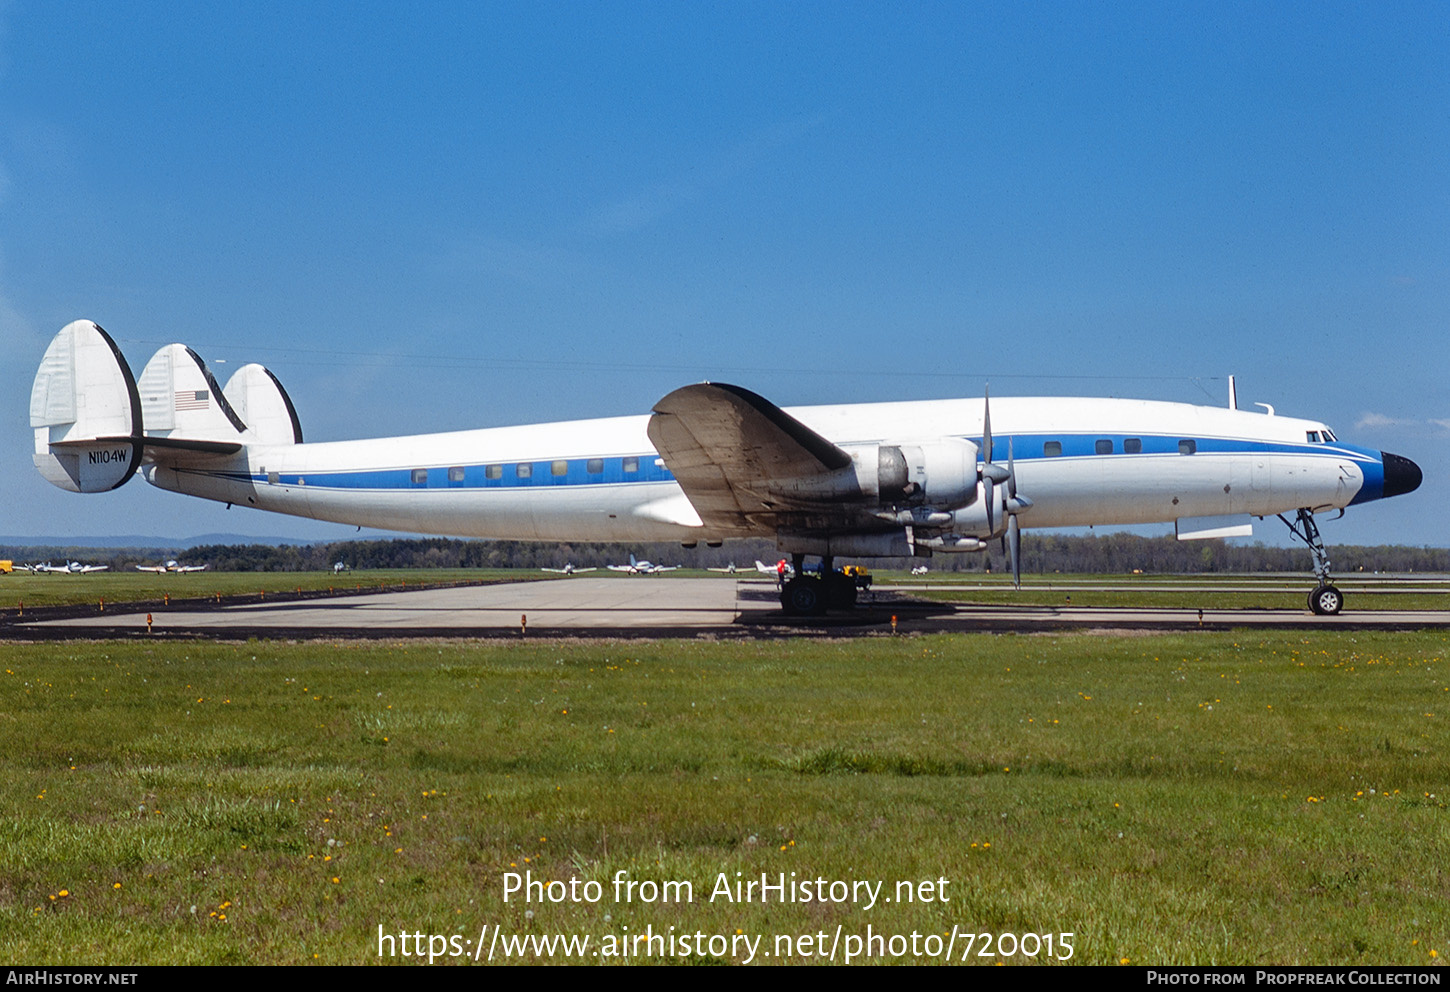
[[1381, 452, 1422, 498]]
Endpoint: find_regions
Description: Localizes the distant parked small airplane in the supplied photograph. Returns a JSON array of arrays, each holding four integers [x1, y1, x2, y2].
[[135, 560, 208, 573], [911, 564, 930, 575], [606, 554, 679, 575], [542, 563, 596, 575], [33, 561, 109, 574]]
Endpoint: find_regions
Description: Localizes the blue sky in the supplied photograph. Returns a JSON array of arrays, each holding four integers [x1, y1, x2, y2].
[[2, 1, 1445, 546]]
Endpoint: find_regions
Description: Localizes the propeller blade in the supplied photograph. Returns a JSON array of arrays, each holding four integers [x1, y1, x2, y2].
[[982, 385, 993, 463], [982, 387, 995, 534], [1008, 515, 1021, 590], [1007, 436, 1016, 499]]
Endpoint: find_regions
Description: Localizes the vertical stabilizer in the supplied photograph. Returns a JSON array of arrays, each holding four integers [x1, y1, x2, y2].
[[136, 344, 248, 442], [223, 364, 303, 444], [30, 320, 142, 492]]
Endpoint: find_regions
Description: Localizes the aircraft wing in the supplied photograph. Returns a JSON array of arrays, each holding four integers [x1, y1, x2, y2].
[[175, 565, 207, 572], [647, 383, 856, 536], [80, 565, 109, 572], [605, 564, 635, 573], [135, 565, 166, 572]]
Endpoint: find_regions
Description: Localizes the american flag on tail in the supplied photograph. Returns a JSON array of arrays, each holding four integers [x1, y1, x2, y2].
[[175, 390, 210, 410]]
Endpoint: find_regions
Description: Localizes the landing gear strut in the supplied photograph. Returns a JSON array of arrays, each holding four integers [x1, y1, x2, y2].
[[1278, 508, 1343, 615]]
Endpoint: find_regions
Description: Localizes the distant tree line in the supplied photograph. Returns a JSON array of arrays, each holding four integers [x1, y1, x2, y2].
[[4, 534, 1448, 575]]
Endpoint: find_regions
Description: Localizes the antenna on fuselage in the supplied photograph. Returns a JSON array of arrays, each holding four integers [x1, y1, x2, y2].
[[1228, 375, 1237, 410]]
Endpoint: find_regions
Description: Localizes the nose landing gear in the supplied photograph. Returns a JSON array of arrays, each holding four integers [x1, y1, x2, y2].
[[1279, 508, 1343, 615]]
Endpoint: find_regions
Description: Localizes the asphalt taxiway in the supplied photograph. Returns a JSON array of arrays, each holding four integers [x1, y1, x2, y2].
[[7, 576, 1450, 640]]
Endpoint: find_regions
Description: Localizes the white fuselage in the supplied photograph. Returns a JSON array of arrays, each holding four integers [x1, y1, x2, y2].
[[138, 395, 1384, 547]]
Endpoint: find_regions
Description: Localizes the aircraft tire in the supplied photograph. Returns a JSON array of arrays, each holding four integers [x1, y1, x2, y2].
[[781, 577, 826, 616], [1308, 584, 1344, 616]]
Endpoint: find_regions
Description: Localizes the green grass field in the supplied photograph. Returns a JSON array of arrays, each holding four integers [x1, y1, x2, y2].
[[2, 631, 1447, 965]]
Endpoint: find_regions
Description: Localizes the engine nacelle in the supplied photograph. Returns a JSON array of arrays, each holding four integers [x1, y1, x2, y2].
[[843, 437, 979, 510]]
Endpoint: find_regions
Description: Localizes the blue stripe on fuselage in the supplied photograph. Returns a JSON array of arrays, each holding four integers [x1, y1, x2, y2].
[[1347, 447, 1386, 505], [242, 435, 1381, 492]]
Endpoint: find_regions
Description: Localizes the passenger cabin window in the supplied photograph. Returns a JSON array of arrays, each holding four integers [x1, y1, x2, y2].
[[1124, 438, 1142, 454], [1043, 441, 1062, 457], [516, 463, 532, 479], [623, 457, 639, 473], [485, 464, 502, 480], [551, 460, 568, 477], [412, 468, 428, 485], [448, 466, 465, 482], [1178, 440, 1197, 455], [587, 458, 604, 474], [1095, 439, 1113, 455]]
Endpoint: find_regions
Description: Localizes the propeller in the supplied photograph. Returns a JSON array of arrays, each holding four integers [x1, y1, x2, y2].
[[983, 399, 1033, 589], [980, 387, 1010, 536], [1006, 438, 1021, 589]]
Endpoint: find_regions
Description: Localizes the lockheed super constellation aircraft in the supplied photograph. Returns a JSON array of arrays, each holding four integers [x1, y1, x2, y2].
[[31, 321, 1421, 615]]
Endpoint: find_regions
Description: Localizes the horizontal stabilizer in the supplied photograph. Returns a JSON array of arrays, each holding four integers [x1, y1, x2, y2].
[[137, 344, 248, 443], [30, 320, 142, 492], [223, 363, 303, 444]]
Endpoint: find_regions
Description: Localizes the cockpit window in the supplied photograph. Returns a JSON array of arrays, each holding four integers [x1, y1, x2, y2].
[[1307, 431, 1321, 443], [1323, 428, 1337, 442]]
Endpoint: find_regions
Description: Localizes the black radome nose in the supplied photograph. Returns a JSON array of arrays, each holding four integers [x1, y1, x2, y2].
[[1381, 452, 1422, 498]]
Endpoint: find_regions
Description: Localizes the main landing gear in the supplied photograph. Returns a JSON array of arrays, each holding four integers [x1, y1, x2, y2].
[[779, 554, 861, 616], [1278, 508, 1343, 616]]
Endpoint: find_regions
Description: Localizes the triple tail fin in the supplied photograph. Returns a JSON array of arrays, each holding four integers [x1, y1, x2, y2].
[[32, 321, 305, 494]]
